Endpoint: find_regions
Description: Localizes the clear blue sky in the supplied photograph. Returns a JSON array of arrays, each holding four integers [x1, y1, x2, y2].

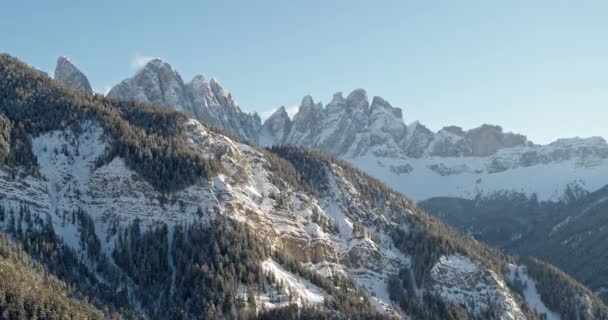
[[2, 1, 607, 144]]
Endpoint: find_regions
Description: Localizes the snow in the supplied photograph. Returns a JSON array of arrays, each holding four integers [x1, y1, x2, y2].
[[348, 153, 608, 202], [430, 254, 527, 320], [506, 265, 560, 320], [262, 258, 325, 305]]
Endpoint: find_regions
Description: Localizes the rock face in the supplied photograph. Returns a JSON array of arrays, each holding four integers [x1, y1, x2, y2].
[[108, 58, 261, 141], [260, 89, 530, 159], [258, 106, 291, 146], [54, 56, 92, 93], [259, 89, 608, 203]]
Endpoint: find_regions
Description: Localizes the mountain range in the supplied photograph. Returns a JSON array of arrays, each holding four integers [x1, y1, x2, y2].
[[72, 56, 607, 205], [0, 53, 601, 319], [55, 55, 608, 303]]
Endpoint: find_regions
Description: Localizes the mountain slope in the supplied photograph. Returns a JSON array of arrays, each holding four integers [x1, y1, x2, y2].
[[0, 233, 113, 319]]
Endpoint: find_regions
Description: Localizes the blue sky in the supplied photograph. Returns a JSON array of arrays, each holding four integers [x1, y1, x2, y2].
[[2, 1, 607, 143]]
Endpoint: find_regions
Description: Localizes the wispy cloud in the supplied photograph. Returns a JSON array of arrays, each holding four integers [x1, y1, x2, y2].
[[130, 54, 156, 70], [260, 104, 299, 121]]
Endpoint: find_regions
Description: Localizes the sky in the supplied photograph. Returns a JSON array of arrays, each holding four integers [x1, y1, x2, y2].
[[1, 0, 607, 144]]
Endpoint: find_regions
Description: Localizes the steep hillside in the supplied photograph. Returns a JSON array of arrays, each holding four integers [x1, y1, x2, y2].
[[0, 233, 113, 319], [1, 53, 607, 319], [420, 186, 608, 302]]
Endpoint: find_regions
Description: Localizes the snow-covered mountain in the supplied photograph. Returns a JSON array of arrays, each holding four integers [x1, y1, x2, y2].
[[259, 90, 608, 203], [3, 53, 607, 319], [107, 58, 262, 141]]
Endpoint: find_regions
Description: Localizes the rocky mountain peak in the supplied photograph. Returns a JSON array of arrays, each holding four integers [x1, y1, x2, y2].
[[189, 74, 206, 87], [141, 57, 164, 68], [300, 95, 318, 110], [441, 125, 465, 136], [108, 57, 191, 113], [54, 56, 92, 94], [258, 106, 292, 146], [370, 96, 403, 119], [326, 92, 346, 113], [465, 124, 528, 157], [108, 59, 261, 141], [273, 105, 289, 118], [330, 92, 345, 104], [346, 88, 369, 112]]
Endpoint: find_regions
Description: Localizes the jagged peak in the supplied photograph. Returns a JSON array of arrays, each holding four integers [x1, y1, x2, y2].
[[300, 95, 316, 108], [190, 74, 206, 84], [276, 105, 287, 114], [54, 56, 77, 76], [266, 106, 291, 123], [408, 121, 433, 134], [370, 96, 403, 120], [57, 55, 71, 64], [134, 57, 177, 76], [209, 77, 229, 95], [54, 55, 92, 94], [408, 120, 421, 129], [346, 88, 369, 111], [142, 57, 166, 68], [330, 92, 345, 104], [440, 125, 465, 136]]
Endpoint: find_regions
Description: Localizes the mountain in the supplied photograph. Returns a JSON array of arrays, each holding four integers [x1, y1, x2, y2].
[[2, 53, 607, 319], [107, 58, 261, 141], [53, 56, 93, 93]]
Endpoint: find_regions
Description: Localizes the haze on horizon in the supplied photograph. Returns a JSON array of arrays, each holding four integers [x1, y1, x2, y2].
[[2, 0, 607, 144]]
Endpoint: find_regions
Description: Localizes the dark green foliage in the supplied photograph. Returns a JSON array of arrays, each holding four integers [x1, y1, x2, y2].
[[0, 53, 221, 192], [390, 203, 513, 288], [169, 217, 269, 319], [268, 145, 330, 195], [387, 269, 470, 320], [0, 233, 118, 319], [524, 257, 608, 319], [0, 114, 10, 159], [76, 208, 102, 261], [113, 219, 170, 288], [420, 194, 552, 249], [2, 204, 132, 315]]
